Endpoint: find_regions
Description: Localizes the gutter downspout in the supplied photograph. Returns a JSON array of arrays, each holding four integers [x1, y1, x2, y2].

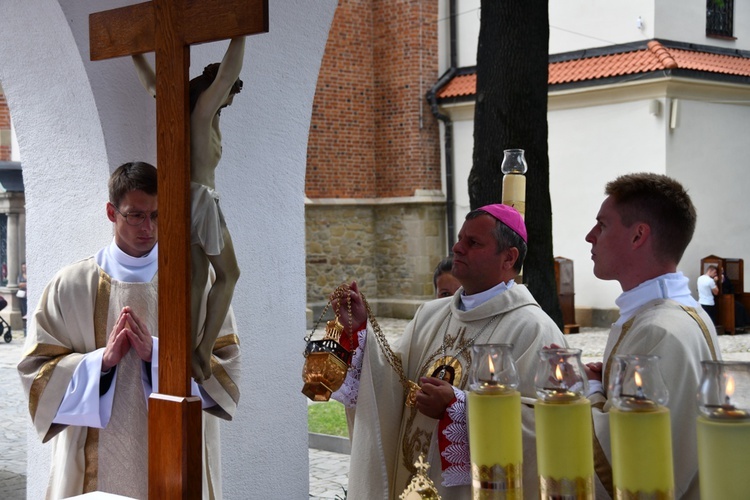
[[426, 0, 458, 250]]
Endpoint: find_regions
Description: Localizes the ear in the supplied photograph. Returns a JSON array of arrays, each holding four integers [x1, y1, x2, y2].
[[631, 223, 651, 249], [106, 202, 117, 223], [502, 247, 520, 270]]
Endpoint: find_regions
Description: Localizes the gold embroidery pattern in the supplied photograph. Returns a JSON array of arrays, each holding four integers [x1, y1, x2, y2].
[[83, 270, 111, 492], [540, 474, 594, 499], [417, 325, 464, 377], [95, 270, 112, 349], [402, 406, 433, 475], [679, 305, 718, 361], [471, 462, 523, 499], [614, 487, 674, 499], [26, 352, 70, 421], [210, 356, 241, 405], [402, 329, 477, 473], [597, 316, 635, 499], [426, 355, 463, 385], [602, 317, 635, 391], [213, 333, 240, 350], [23, 343, 72, 358]]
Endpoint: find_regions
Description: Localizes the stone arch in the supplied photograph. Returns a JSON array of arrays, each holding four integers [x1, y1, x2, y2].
[[0, 3, 113, 496], [0, 0, 337, 497]]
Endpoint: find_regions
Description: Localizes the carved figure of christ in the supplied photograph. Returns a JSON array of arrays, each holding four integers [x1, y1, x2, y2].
[[89, 1, 267, 496]]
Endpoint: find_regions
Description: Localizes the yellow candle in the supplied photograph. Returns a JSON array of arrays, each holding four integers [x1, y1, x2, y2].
[[535, 398, 594, 497], [502, 174, 526, 217], [697, 416, 750, 499], [610, 406, 674, 497], [468, 387, 522, 498]]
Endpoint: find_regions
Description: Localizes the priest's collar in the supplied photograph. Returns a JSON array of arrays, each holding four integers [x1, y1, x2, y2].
[[459, 279, 515, 311], [95, 239, 158, 283], [614, 272, 697, 325]]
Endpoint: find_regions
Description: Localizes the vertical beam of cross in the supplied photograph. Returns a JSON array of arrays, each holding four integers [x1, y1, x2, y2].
[[89, 1, 267, 496]]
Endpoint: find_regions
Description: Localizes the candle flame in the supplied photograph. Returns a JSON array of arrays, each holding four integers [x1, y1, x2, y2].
[[726, 375, 736, 397], [555, 364, 564, 382], [488, 355, 495, 376], [634, 370, 643, 388]]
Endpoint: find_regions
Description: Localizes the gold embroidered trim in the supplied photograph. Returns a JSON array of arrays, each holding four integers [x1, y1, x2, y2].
[[82, 269, 111, 490], [539, 474, 594, 499], [83, 428, 99, 493], [23, 342, 72, 358], [213, 333, 240, 350], [210, 358, 240, 404], [602, 317, 635, 391], [95, 269, 112, 349], [679, 305, 718, 361], [426, 355, 463, 385], [27, 353, 69, 420], [402, 406, 432, 476]]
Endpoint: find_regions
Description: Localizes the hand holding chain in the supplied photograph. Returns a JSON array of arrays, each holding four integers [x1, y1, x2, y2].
[[306, 283, 419, 406]]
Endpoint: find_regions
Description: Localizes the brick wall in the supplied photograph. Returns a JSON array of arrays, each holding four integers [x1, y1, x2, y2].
[[304, 1, 447, 316], [372, 0, 441, 198], [306, 0, 441, 199], [0, 94, 10, 161]]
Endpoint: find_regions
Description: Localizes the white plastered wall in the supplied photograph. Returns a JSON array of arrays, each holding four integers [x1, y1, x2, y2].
[[548, 97, 668, 310], [666, 97, 750, 295], [444, 79, 750, 315], [0, 0, 336, 497]]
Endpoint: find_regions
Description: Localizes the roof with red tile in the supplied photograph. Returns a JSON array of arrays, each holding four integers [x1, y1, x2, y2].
[[436, 40, 750, 101]]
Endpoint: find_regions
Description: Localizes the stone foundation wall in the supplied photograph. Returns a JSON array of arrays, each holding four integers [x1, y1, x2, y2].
[[306, 200, 446, 320], [575, 307, 619, 328]]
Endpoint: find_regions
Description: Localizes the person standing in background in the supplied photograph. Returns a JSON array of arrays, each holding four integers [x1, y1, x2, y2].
[[697, 265, 719, 325], [17, 261, 27, 335], [432, 256, 461, 299]]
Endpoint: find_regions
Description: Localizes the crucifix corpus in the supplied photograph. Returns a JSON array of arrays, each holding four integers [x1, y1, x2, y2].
[[89, 0, 267, 497]]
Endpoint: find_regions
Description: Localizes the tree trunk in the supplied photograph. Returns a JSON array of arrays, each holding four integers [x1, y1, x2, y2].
[[469, 0, 563, 328]]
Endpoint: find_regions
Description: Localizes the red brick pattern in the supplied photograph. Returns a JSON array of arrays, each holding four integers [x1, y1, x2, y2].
[[0, 94, 10, 161], [306, 0, 441, 199]]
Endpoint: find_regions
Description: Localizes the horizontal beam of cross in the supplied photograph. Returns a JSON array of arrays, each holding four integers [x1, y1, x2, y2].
[[90, 0, 268, 60]]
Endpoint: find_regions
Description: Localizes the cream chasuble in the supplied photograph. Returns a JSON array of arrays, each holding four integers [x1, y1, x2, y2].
[[18, 257, 241, 499], [520, 273, 720, 499], [343, 284, 565, 499]]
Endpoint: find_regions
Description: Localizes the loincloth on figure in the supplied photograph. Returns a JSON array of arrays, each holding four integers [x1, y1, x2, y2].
[[191, 182, 227, 256]]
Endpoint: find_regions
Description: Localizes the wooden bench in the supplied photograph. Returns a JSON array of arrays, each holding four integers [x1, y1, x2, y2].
[[555, 257, 580, 334]]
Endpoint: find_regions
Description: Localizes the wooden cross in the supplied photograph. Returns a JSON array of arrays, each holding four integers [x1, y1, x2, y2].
[[89, 1, 267, 496]]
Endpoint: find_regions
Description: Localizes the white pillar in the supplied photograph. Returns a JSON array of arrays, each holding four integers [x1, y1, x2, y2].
[[18, 210, 25, 270], [6, 212, 18, 287]]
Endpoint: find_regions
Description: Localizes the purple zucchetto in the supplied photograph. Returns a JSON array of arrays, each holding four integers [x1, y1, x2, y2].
[[477, 204, 527, 243]]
